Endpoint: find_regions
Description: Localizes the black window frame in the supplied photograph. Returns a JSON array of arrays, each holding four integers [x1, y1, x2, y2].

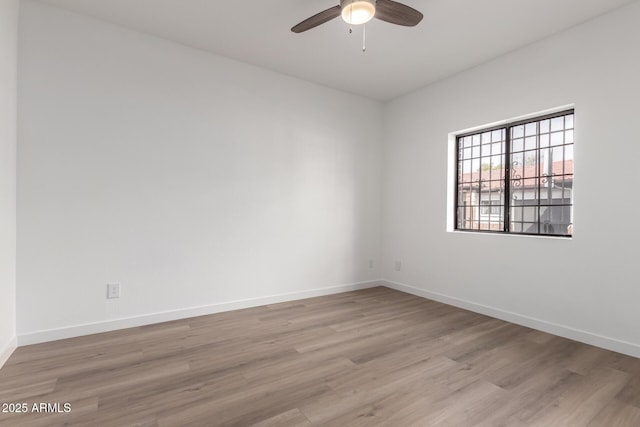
[[454, 109, 574, 238]]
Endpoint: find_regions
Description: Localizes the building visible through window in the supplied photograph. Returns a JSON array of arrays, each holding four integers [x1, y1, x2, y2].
[[455, 110, 574, 237]]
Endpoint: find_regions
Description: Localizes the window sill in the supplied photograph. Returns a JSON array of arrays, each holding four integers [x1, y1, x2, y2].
[[449, 230, 572, 240]]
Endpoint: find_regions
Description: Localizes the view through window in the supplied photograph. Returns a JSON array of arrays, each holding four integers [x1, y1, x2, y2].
[[455, 110, 574, 237]]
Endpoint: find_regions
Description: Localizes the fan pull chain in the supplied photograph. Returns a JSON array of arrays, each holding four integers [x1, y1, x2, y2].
[[349, 1, 353, 34], [362, 24, 366, 52]]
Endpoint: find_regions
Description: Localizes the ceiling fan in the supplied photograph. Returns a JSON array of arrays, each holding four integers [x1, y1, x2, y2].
[[291, 0, 423, 34]]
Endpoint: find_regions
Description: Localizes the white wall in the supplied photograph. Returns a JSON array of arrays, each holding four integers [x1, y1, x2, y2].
[[0, 0, 19, 367], [17, 1, 382, 343], [382, 1, 640, 357]]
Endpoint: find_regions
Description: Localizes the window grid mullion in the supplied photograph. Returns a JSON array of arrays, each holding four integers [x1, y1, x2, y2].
[[504, 126, 511, 233], [454, 137, 460, 231], [536, 120, 541, 235]]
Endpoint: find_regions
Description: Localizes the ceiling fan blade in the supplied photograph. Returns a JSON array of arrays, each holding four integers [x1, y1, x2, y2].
[[291, 5, 342, 33], [375, 0, 423, 27]]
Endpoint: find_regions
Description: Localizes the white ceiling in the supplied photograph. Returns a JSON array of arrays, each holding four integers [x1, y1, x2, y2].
[[38, 0, 635, 101]]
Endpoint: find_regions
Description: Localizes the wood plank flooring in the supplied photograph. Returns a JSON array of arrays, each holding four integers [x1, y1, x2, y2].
[[1, 287, 640, 426]]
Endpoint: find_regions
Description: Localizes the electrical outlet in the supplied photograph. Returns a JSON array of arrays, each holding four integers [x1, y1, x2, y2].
[[107, 283, 121, 299], [395, 261, 402, 272], [369, 259, 374, 269]]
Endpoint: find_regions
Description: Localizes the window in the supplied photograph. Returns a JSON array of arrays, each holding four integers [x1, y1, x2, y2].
[[455, 110, 574, 237]]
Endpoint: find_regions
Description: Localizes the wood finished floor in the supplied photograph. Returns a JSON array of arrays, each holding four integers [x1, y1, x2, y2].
[[1, 287, 640, 427]]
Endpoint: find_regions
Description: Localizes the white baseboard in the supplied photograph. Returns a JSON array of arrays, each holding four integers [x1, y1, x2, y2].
[[18, 280, 381, 346], [382, 279, 640, 359], [18, 279, 639, 359], [0, 336, 17, 369]]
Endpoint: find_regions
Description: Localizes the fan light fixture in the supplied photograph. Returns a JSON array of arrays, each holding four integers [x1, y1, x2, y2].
[[341, 0, 376, 25]]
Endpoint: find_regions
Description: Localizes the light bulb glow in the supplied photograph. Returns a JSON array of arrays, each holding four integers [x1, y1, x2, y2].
[[341, 0, 375, 25]]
